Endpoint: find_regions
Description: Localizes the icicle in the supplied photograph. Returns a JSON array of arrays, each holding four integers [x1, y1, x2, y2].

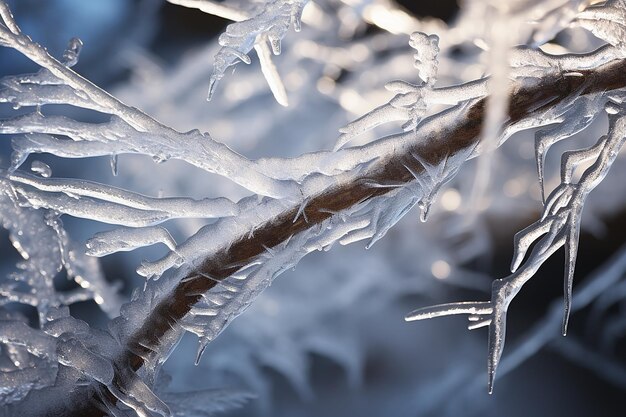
[[562, 213, 581, 336], [293, 197, 309, 223], [195, 338, 209, 365], [254, 40, 289, 106], [405, 301, 492, 321]]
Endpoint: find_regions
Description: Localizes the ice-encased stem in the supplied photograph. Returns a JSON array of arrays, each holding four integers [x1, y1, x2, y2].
[[64, 54, 626, 416]]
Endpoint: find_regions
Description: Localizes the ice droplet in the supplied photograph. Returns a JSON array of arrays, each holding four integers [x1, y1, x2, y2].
[[62, 37, 83, 68], [30, 160, 51, 178]]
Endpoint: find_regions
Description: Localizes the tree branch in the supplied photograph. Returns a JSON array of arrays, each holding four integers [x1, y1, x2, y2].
[[62, 55, 626, 416]]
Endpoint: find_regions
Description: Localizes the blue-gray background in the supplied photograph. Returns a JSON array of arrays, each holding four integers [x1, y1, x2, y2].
[[1, 1, 625, 416]]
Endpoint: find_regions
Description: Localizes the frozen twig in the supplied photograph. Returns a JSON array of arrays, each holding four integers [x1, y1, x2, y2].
[[0, 5, 299, 198], [406, 101, 626, 393], [44, 42, 623, 410]]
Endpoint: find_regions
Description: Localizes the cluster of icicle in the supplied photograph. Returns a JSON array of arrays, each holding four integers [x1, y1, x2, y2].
[[405, 0, 626, 394]]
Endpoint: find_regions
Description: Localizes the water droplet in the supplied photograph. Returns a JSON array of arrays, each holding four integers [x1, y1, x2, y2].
[[62, 37, 83, 67], [30, 160, 52, 178]]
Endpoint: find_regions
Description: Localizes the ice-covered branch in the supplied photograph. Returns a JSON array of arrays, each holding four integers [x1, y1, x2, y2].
[[7, 170, 238, 223], [88, 50, 626, 415], [4, 0, 626, 413], [335, 38, 622, 152], [0, 2, 300, 198], [336, 32, 445, 150]]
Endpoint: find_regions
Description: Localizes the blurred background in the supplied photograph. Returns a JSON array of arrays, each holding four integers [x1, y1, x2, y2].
[[1, 0, 626, 416]]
